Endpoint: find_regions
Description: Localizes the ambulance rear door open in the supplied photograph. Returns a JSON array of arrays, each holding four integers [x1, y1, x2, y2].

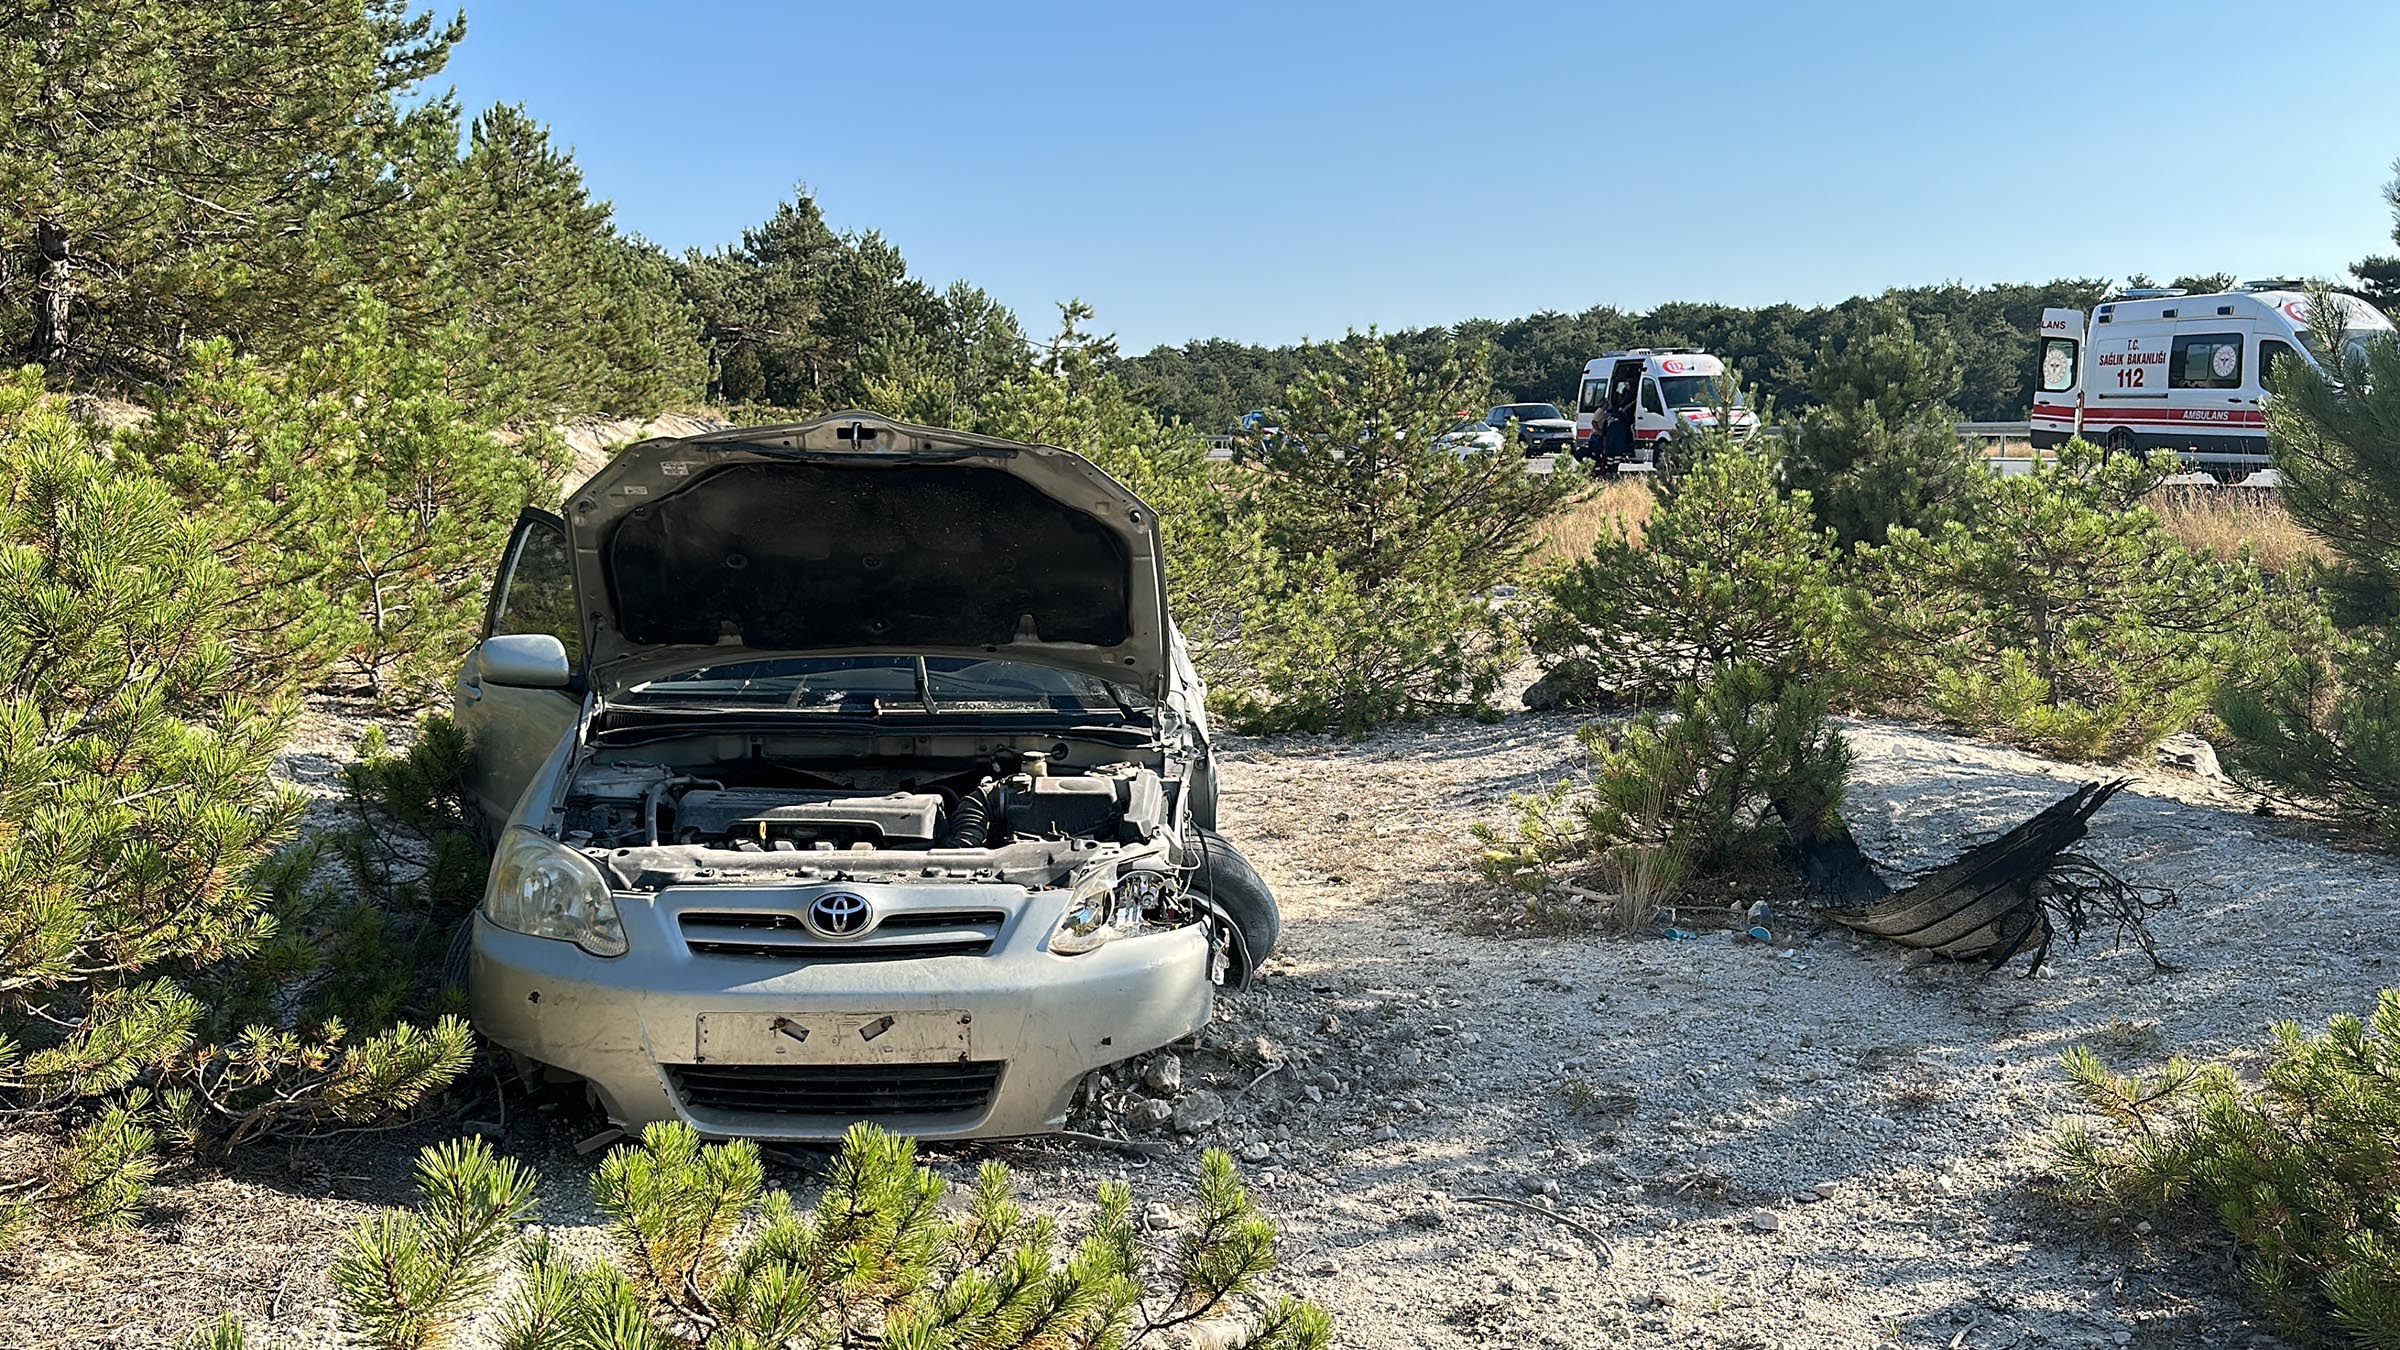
[[2030, 307, 2083, 449]]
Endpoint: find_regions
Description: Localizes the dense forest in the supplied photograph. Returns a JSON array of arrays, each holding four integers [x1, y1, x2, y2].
[[1111, 275, 2281, 429]]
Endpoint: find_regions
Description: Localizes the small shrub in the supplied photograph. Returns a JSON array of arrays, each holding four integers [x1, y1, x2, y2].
[[1528, 427, 1846, 707], [2053, 991, 2400, 1344], [1560, 1077, 1635, 1122], [1478, 665, 1850, 910], [1856, 441, 2273, 760], [317, 1121, 1331, 1350], [188, 1314, 247, 1350]]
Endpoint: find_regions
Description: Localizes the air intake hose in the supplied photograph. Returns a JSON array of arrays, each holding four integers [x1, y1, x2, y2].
[[938, 778, 1002, 848]]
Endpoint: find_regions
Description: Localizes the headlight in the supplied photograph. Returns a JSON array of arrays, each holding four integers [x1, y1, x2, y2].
[[484, 828, 627, 957], [1052, 866, 1178, 955]]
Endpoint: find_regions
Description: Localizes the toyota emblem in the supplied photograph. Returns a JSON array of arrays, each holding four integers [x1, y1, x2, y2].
[[806, 891, 873, 938]]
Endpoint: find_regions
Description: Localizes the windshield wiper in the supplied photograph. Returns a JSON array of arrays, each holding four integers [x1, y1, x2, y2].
[[1097, 681, 1144, 722], [911, 656, 938, 714]]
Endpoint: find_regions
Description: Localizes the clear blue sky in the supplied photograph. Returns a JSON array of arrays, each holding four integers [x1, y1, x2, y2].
[[440, 0, 2400, 353]]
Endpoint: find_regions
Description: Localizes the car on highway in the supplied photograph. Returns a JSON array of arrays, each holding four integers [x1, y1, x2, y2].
[[454, 412, 1280, 1141], [1483, 402, 1578, 456], [1435, 415, 1506, 456]]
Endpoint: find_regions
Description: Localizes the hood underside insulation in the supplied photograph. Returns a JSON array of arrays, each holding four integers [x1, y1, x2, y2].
[[604, 461, 1134, 651]]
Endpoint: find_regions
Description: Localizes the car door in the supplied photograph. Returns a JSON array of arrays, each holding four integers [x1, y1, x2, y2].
[[456, 507, 584, 836], [1605, 361, 1642, 451], [1575, 374, 1607, 449]]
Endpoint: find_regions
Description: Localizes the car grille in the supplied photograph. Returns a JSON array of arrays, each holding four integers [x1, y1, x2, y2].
[[678, 908, 1005, 960], [668, 1061, 1004, 1118]]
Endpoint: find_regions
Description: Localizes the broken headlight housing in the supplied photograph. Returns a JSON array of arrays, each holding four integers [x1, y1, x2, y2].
[[1052, 866, 1179, 955], [484, 828, 628, 957]]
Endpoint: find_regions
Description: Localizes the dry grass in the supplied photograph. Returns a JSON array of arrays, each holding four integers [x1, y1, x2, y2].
[[2151, 486, 2329, 574], [1530, 478, 1655, 567]]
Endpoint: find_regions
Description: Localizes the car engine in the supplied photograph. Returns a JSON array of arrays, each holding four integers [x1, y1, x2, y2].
[[556, 752, 1178, 893]]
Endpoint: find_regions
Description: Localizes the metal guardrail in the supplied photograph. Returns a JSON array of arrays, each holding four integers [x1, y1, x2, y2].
[[1958, 420, 2031, 442]]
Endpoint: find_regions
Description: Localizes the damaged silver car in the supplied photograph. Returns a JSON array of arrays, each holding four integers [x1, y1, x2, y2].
[[455, 413, 1278, 1140]]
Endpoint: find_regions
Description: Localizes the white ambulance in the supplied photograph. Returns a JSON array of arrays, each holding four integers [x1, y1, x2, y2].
[[1573, 349, 1759, 469], [2031, 282, 2395, 471]]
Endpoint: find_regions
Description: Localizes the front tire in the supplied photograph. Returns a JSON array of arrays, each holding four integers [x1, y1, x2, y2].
[[1186, 830, 1279, 988], [2104, 427, 2136, 455]]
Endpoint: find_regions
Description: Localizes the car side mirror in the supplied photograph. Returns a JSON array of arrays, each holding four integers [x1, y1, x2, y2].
[[480, 633, 572, 689]]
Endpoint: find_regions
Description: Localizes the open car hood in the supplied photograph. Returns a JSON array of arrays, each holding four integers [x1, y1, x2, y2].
[[565, 413, 1172, 698]]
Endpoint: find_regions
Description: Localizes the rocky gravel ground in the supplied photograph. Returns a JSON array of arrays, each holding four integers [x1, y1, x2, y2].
[[7, 706, 2396, 1348], [1153, 713, 2397, 1349]]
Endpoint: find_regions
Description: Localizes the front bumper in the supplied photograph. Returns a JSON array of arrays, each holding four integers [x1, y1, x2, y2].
[[469, 882, 1213, 1140]]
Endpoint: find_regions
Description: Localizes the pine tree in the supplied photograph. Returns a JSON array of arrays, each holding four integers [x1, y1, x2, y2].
[[414, 105, 708, 416], [0, 371, 300, 1099], [1529, 425, 1846, 706], [0, 0, 461, 379], [127, 301, 562, 701], [0, 371, 474, 1239], [1481, 421, 1853, 921], [2053, 991, 2400, 1345], [1857, 442, 2272, 760], [1244, 335, 1573, 589], [674, 191, 958, 410], [1215, 333, 1585, 733], [2218, 290, 2400, 842], [2355, 159, 2400, 313], [966, 302, 1259, 688], [863, 281, 1028, 427], [1784, 299, 1981, 547], [1, 8, 707, 416]]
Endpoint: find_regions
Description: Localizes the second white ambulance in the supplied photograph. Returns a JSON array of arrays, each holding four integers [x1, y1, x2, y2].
[[2031, 282, 2395, 472], [1574, 349, 1758, 469]]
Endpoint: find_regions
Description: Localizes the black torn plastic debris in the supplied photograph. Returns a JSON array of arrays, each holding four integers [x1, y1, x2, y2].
[[1780, 779, 2177, 974]]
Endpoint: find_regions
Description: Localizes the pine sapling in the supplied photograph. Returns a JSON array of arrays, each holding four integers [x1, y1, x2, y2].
[[334, 1136, 538, 1350], [188, 1314, 248, 1350], [2053, 990, 2400, 1345]]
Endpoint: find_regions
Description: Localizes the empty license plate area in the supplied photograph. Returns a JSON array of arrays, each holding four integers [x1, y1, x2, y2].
[[693, 1010, 974, 1065]]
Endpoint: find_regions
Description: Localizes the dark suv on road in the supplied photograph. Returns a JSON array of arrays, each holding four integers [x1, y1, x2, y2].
[[1484, 402, 1577, 456]]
